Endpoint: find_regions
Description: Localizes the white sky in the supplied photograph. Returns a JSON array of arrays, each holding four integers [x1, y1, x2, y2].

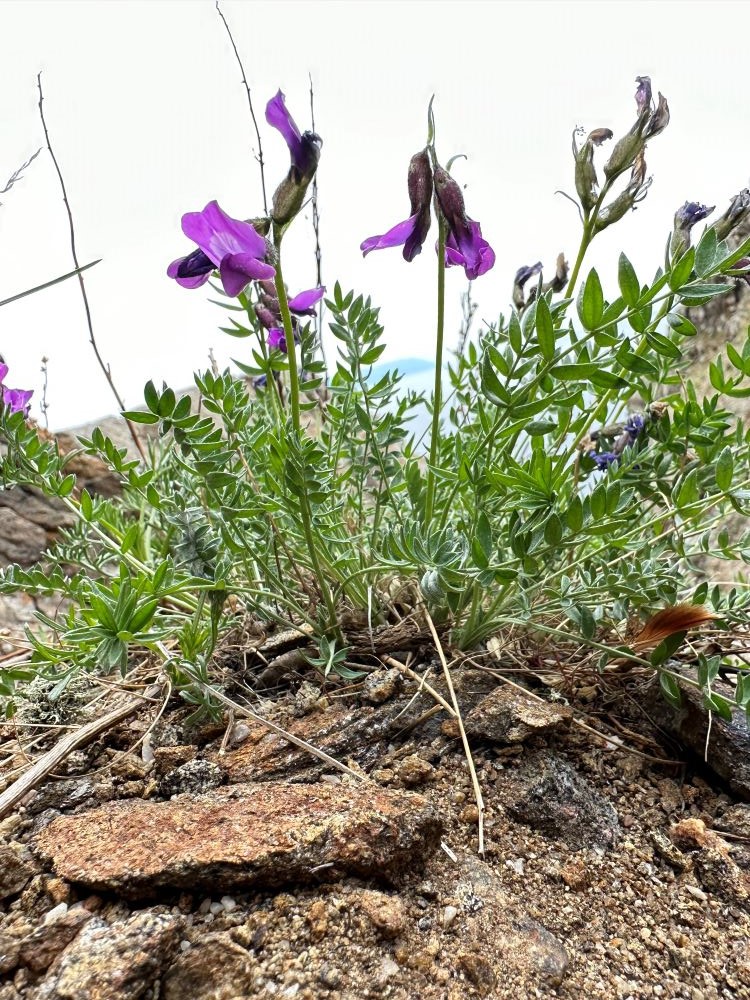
[[1, 0, 749, 429]]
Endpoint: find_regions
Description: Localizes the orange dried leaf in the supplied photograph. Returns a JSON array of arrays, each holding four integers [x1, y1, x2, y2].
[[632, 604, 719, 651]]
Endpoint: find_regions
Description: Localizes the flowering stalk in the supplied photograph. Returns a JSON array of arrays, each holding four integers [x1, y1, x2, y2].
[[272, 254, 302, 432], [424, 216, 447, 527], [273, 242, 340, 638]]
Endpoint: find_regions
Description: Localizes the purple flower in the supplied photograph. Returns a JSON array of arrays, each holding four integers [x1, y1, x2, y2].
[[624, 414, 645, 442], [433, 166, 495, 280], [0, 363, 33, 416], [589, 449, 618, 471], [266, 91, 322, 228], [361, 151, 494, 280], [288, 286, 326, 315], [168, 201, 274, 297], [361, 150, 433, 262], [267, 328, 287, 353], [266, 91, 322, 181], [444, 220, 496, 279]]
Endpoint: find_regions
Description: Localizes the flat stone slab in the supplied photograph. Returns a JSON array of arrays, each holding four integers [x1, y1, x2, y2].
[[34, 781, 441, 899]]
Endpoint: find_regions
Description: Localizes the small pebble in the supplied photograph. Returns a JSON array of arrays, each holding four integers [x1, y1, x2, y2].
[[43, 903, 68, 924], [505, 857, 525, 876], [209, 901, 224, 916], [442, 905, 459, 928], [180, 940, 191, 952], [685, 885, 708, 902], [198, 898, 212, 915], [220, 895, 237, 913]]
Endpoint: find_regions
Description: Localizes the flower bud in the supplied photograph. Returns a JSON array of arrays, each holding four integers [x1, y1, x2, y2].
[[604, 78, 669, 181], [669, 201, 715, 261], [711, 188, 750, 242], [405, 149, 433, 261], [575, 128, 612, 212], [433, 165, 468, 233], [596, 152, 651, 232], [270, 132, 322, 230], [512, 262, 543, 310]]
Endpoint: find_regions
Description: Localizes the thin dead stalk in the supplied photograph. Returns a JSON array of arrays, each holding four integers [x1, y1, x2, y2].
[[0, 697, 141, 820], [215, 2, 268, 216], [36, 73, 146, 463], [423, 609, 485, 855]]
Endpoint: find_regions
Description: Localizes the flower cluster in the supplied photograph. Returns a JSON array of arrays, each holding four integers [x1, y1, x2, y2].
[[0, 363, 32, 415], [361, 150, 495, 280]]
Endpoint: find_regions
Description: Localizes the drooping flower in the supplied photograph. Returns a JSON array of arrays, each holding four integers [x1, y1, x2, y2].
[[361, 150, 433, 262], [168, 201, 274, 297], [361, 151, 494, 280], [0, 363, 33, 415], [433, 167, 495, 279], [266, 91, 322, 229]]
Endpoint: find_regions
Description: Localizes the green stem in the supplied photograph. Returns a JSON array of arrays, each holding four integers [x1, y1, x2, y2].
[[271, 238, 341, 640], [273, 254, 301, 432], [424, 218, 447, 527]]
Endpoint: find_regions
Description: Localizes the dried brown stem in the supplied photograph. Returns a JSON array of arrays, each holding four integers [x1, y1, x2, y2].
[[215, 2, 268, 216], [0, 697, 142, 820], [36, 73, 146, 463]]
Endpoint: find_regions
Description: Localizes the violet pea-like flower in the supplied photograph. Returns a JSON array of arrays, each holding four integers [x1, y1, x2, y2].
[[288, 286, 326, 315], [361, 150, 433, 262], [0, 363, 33, 415], [266, 90, 322, 229], [267, 328, 287, 353], [433, 167, 495, 280], [168, 201, 275, 297]]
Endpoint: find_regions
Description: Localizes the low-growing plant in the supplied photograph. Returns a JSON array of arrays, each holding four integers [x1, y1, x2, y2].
[[2, 76, 750, 729]]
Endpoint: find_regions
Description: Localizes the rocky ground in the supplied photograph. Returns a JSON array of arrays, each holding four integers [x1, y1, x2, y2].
[[1, 645, 749, 1000]]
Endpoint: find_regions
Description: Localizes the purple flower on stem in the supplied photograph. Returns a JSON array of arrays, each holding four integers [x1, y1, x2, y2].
[[266, 91, 322, 182], [266, 91, 322, 229], [288, 286, 326, 315], [361, 150, 433, 262], [433, 167, 495, 280], [444, 220, 496, 279], [168, 201, 274, 297], [589, 449, 618, 471], [267, 328, 287, 353], [0, 363, 33, 415], [361, 151, 494, 280]]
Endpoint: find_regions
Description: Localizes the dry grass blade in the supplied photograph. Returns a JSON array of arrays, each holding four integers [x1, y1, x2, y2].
[[0, 698, 142, 821], [422, 608, 485, 855]]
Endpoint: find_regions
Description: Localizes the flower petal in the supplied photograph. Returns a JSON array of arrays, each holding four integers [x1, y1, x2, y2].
[[182, 201, 267, 265], [0, 364, 8, 384], [361, 214, 420, 256], [266, 90, 303, 164], [267, 328, 287, 353], [167, 249, 215, 288], [443, 220, 495, 280], [3, 387, 33, 414], [288, 286, 326, 314], [219, 253, 275, 297]]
